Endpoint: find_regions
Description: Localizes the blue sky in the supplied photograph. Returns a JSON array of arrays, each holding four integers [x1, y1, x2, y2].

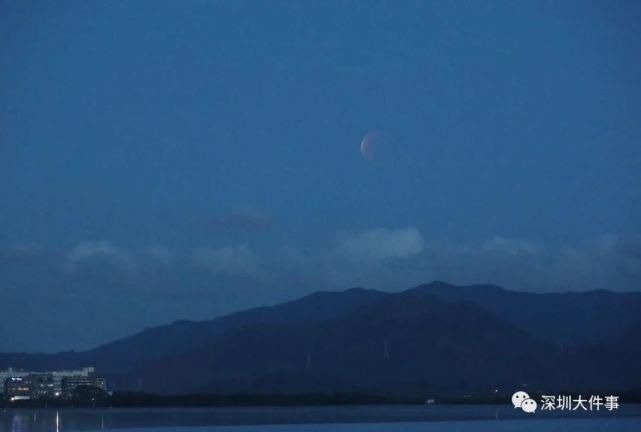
[[1, 0, 640, 352]]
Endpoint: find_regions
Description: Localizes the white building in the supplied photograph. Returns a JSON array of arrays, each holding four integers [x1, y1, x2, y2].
[[0, 368, 29, 395], [51, 367, 95, 396], [1, 367, 96, 398]]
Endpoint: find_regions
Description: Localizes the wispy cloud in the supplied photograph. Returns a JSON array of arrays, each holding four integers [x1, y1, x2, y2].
[[64, 240, 133, 272], [481, 236, 539, 256], [3, 233, 640, 352], [336, 227, 425, 260]]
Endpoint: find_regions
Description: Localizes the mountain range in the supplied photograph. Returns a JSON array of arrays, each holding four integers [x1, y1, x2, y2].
[[2, 282, 640, 398]]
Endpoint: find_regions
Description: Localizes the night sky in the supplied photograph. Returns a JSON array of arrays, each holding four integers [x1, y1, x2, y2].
[[2, 0, 640, 352]]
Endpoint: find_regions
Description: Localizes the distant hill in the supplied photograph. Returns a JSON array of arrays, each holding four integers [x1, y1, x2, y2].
[[411, 281, 641, 349], [1, 283, 640, 398]]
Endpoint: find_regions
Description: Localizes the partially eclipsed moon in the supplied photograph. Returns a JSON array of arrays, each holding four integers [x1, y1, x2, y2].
[[360, 131, 378, 160]]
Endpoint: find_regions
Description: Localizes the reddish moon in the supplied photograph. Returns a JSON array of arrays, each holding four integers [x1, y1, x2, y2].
[[360, 131, 378, 160]]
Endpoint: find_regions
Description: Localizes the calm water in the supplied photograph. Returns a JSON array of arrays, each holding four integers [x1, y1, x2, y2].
[[2, 405, 640, 432]]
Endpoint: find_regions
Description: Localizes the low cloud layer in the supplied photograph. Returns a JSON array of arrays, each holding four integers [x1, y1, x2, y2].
[[1, 231, 640, 352], [5, 232, 640, 295], [64, 240, 133, 272], [337, 227, 425, 260], [481, 236, 539, 256]]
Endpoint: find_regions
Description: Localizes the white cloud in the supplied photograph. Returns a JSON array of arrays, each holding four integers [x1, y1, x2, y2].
[[337, 227, 425, 260], [51, 234, 641, 297], [551, 234, 641, 291], [65, 241, 133, 272], [481, 236, 539, 255], [192, 245, 258, 277]]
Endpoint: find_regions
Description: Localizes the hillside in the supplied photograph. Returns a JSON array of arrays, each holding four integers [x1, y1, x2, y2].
[[1, 283, 640, 397]]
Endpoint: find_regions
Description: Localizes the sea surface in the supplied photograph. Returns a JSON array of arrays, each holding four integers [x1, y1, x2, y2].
[[2, 405, 640, 432]]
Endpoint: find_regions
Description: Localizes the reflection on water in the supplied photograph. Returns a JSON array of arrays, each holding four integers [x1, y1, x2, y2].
[[10, 414, 26, 432], [2, 405, 641, 432], [5, 410, 65, 432]]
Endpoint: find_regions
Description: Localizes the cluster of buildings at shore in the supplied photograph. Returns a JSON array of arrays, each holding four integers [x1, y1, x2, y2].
[[1, 367, 106, 402]]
